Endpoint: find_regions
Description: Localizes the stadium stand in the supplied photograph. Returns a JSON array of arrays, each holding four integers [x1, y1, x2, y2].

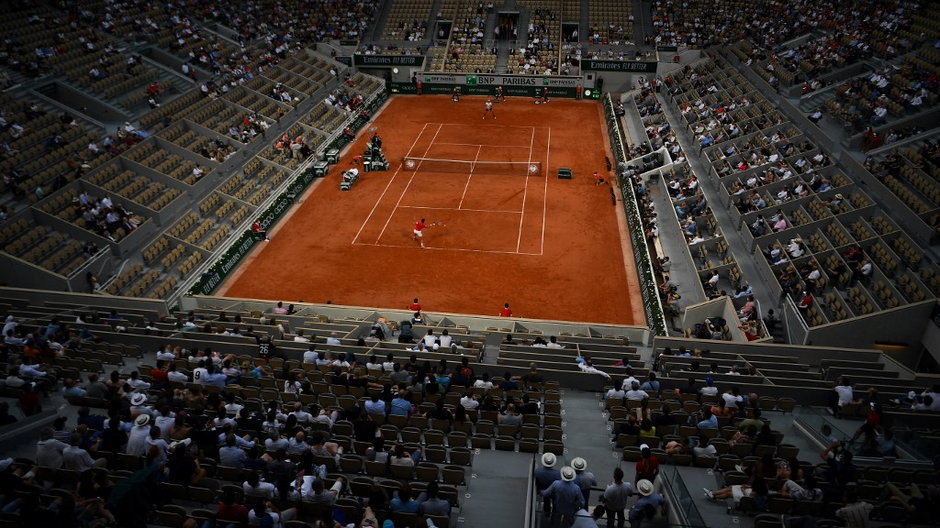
[[587, 0, 633, 46], [1, 2, 940, 528]]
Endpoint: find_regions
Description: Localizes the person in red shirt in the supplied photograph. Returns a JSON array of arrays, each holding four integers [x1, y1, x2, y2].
[[635, 444, 660, 484], [413, 218, 426, 248], [798, 291, 813, 311], [499, 303, 513, 317], [214, 489, 248, 526], [408, 298, 422, 311], [18, 383, 41, 416], [150, 361, 169, 385], [251, 220, 269, 241]]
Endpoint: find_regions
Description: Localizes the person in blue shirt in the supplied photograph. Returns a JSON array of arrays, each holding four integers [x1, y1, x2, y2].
[[733, 283, 753, 299], [629, 479, 665, 526], [640, 372, 660, 393], [535, 453, 562, 513], [541, 466, 584, 527], [696, 408, 718, 429], [389, 481, 421, 513], [434, 367, 451, 393], [390, 391, 414, 417], [499, 371, 519, 391], [43, 318, 61, 340], [62, 377, 87, 397], [364, 394, 387, 416], [203, 364, 228, 389]]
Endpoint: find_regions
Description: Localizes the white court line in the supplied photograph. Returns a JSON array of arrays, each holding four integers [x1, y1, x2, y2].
[[516, 127, 536, 253], [457, 145, 483, 210], [540, 127, 551, 255], [353, 241, 541, 256], [374, 123, 445, 244], [438, 123, 548, 130], [399, 205, 523, 214], [433, 142, 534, 148], [352, 122, 430, 245]]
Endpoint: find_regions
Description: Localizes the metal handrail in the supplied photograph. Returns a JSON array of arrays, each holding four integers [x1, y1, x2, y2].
[[524, 454, 536, 528]]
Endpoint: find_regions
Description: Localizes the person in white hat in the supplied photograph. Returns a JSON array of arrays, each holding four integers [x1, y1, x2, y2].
[[540, 466, 584, 527], [628, 479, 665, 525], [125, 413, 152, 456], [129, 392, 152, 418], [571, 457, 597, 504], [535, 452, 562, 513]]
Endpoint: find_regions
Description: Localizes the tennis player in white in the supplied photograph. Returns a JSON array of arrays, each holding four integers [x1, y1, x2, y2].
[[483, 98, 495, 119]]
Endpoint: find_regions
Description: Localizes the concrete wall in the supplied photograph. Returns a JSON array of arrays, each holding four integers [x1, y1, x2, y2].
[[919, 318, 940, 372], [681, 297, 747, 341], [0, 286, 168, 319], [0, 255, 67, 290], [38, 81, 130, 122], [65, 249, 114, 293], [183, 295, 653, 343], [653, 335, 886, 368], [805, 301, 933, 364]]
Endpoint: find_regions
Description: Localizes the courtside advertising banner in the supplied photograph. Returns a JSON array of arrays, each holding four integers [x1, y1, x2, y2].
[[415, 73, 581, 97]]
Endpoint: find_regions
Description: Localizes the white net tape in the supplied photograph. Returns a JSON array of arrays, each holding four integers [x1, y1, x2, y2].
[[402, 156, 542, 176]]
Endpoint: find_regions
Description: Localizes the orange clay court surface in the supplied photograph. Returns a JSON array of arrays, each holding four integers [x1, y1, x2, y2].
[[221, 95, 644, 325]]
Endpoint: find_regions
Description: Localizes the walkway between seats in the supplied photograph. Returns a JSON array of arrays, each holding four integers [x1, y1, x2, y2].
[[454, 449, 531, 527], [656, 92, 782, 318], [555, 389, 627, 503]]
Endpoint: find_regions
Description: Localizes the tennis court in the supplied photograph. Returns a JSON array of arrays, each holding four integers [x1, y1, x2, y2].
[[221, 95, 644, 325], [352, 122, 551, 254]]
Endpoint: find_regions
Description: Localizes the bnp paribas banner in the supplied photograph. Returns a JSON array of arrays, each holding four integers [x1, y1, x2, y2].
[[420, 73, 580, 88]]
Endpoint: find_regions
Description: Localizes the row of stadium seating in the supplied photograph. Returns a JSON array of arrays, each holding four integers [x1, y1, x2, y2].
[[381, 0, 432, 41], [587, 0, 633, 46], [624, 84, 761, 339], [820, 47, 940, 133], [735, 0, 940, 89], [2, 282, 937, 527], [664, 56, 939, 329], [0, 4, 371, 293], [864, 143, 940, 226]]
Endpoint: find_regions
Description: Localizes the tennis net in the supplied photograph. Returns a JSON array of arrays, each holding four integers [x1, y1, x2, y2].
[[402, 156, 543, 177]]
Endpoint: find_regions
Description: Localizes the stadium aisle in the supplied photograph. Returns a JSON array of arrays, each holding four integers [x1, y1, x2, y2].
[[557, 390, 627, 505], [621, 102, 651, 150], [655, 92, 782, 317], [644, 179, 708, 307], [455, 450, 531, 527]]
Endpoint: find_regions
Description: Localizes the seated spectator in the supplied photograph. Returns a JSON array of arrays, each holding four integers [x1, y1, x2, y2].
[[606, 382, 626, 401], [696, 408, 718, 429], [833, 376, 862, 415], [418, 481, 452, 517], [576, 356, 611, 379], [704, 477, 769, 508], [835, 489, 873, 527]]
